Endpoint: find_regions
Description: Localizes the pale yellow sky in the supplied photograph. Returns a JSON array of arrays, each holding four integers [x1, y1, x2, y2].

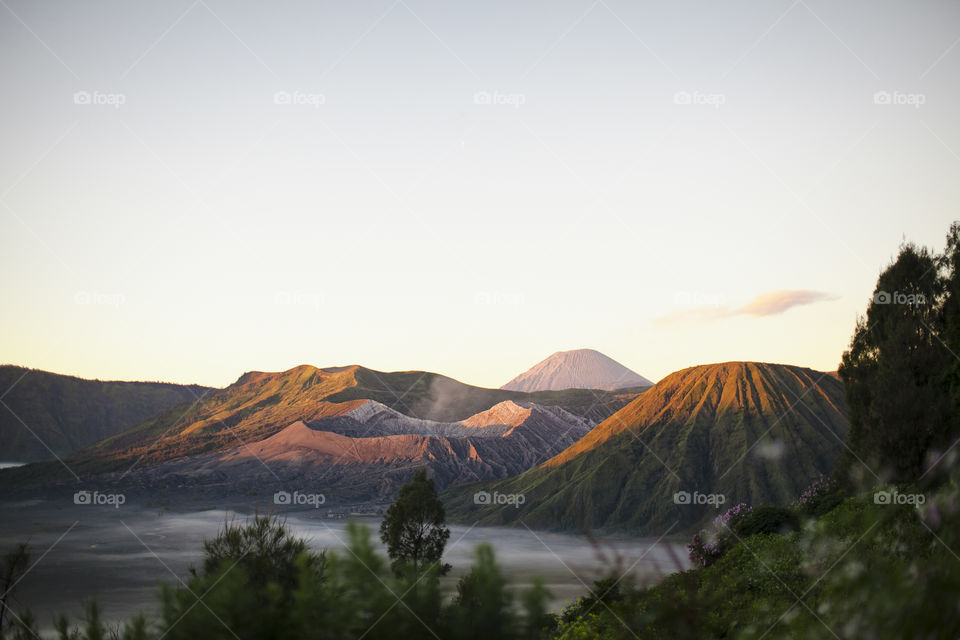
[[1, 0, 958, 389]]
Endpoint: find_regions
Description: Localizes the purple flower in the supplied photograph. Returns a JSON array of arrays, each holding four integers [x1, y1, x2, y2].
[[796, 475, 836, 507], [688, 503, 752, 566]]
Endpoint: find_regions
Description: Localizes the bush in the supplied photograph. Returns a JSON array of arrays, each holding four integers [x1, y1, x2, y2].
[[198, 513, 324, 593], [560, 466, 960, 640], [688, 503, 752, 567], [733, 505, 800, 537], [796, 475, 845, 517]]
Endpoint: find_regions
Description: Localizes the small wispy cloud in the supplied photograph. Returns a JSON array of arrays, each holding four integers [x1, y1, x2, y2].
[[653, 289, 838, 326], [736, 290, 838, 317]]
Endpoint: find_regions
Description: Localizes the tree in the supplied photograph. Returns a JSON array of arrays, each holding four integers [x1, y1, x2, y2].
[[160, 515, 325, 640], [448, 544, 513, 639], [379, 469, 451, 575], [938, 222, 960, 446], [0, 543, 30, 640], [838, 240, 952, 484], [196, 514, 323, 594]]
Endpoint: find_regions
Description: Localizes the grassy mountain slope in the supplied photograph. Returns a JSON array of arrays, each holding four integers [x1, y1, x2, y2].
[[0, 365, 211, 462], [444, 362, 848, 534]]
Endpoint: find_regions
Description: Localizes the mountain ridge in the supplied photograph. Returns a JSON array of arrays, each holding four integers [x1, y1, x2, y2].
[[0, 363, 645, 490], [86, 364, 637, 465], [0, 365, 213, 462], [24, 397, 597, 504]]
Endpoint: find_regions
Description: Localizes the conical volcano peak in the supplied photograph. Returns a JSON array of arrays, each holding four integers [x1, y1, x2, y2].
[[501, 349, 652, 392]]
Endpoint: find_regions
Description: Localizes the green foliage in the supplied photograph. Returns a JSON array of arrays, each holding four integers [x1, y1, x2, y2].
[[838, 237, 956, 485], [700, 533, 805, 636], [34, 512, 566, 640], [156, 515, 324, 640], [560, 575, 625, 622], [120, 614, 149, 640], [197, 514, 323, 595], [0, 543, 30, 640], [519, 578, 554, 640], [26, 473, 960, 640], [688, 503, 753, 567], [445, 544, 556, 640], [45, 601, 130, 640], [83, 601, 105, 640], [795, 475, 846, 518], [939, 223, 960, 409], [6, 609, 37, 640], [54, 614, 71, 640], [380, 469, 451, 575], [551, 471, 960, 639], [447, 544, 514, 639], [733, 505, 800, 538]]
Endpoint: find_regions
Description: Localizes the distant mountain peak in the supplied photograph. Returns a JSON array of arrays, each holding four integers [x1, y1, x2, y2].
[[501, 349, 652, 392]]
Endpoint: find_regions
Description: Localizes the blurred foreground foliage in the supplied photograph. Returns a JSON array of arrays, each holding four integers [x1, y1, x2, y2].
[[5, 515, 553, 640], [556, 465, 960, 639], [6, 475, 958, 639]]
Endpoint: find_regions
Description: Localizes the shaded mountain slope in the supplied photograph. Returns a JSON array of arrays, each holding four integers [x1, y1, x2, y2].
[[0, 365, 211, 462]]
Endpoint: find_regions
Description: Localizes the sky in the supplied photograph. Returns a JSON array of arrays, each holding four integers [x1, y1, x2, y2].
[[1, 0, 959, 389]]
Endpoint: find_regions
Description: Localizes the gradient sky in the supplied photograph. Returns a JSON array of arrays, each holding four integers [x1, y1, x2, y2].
[[1, 0, 959, 389]]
